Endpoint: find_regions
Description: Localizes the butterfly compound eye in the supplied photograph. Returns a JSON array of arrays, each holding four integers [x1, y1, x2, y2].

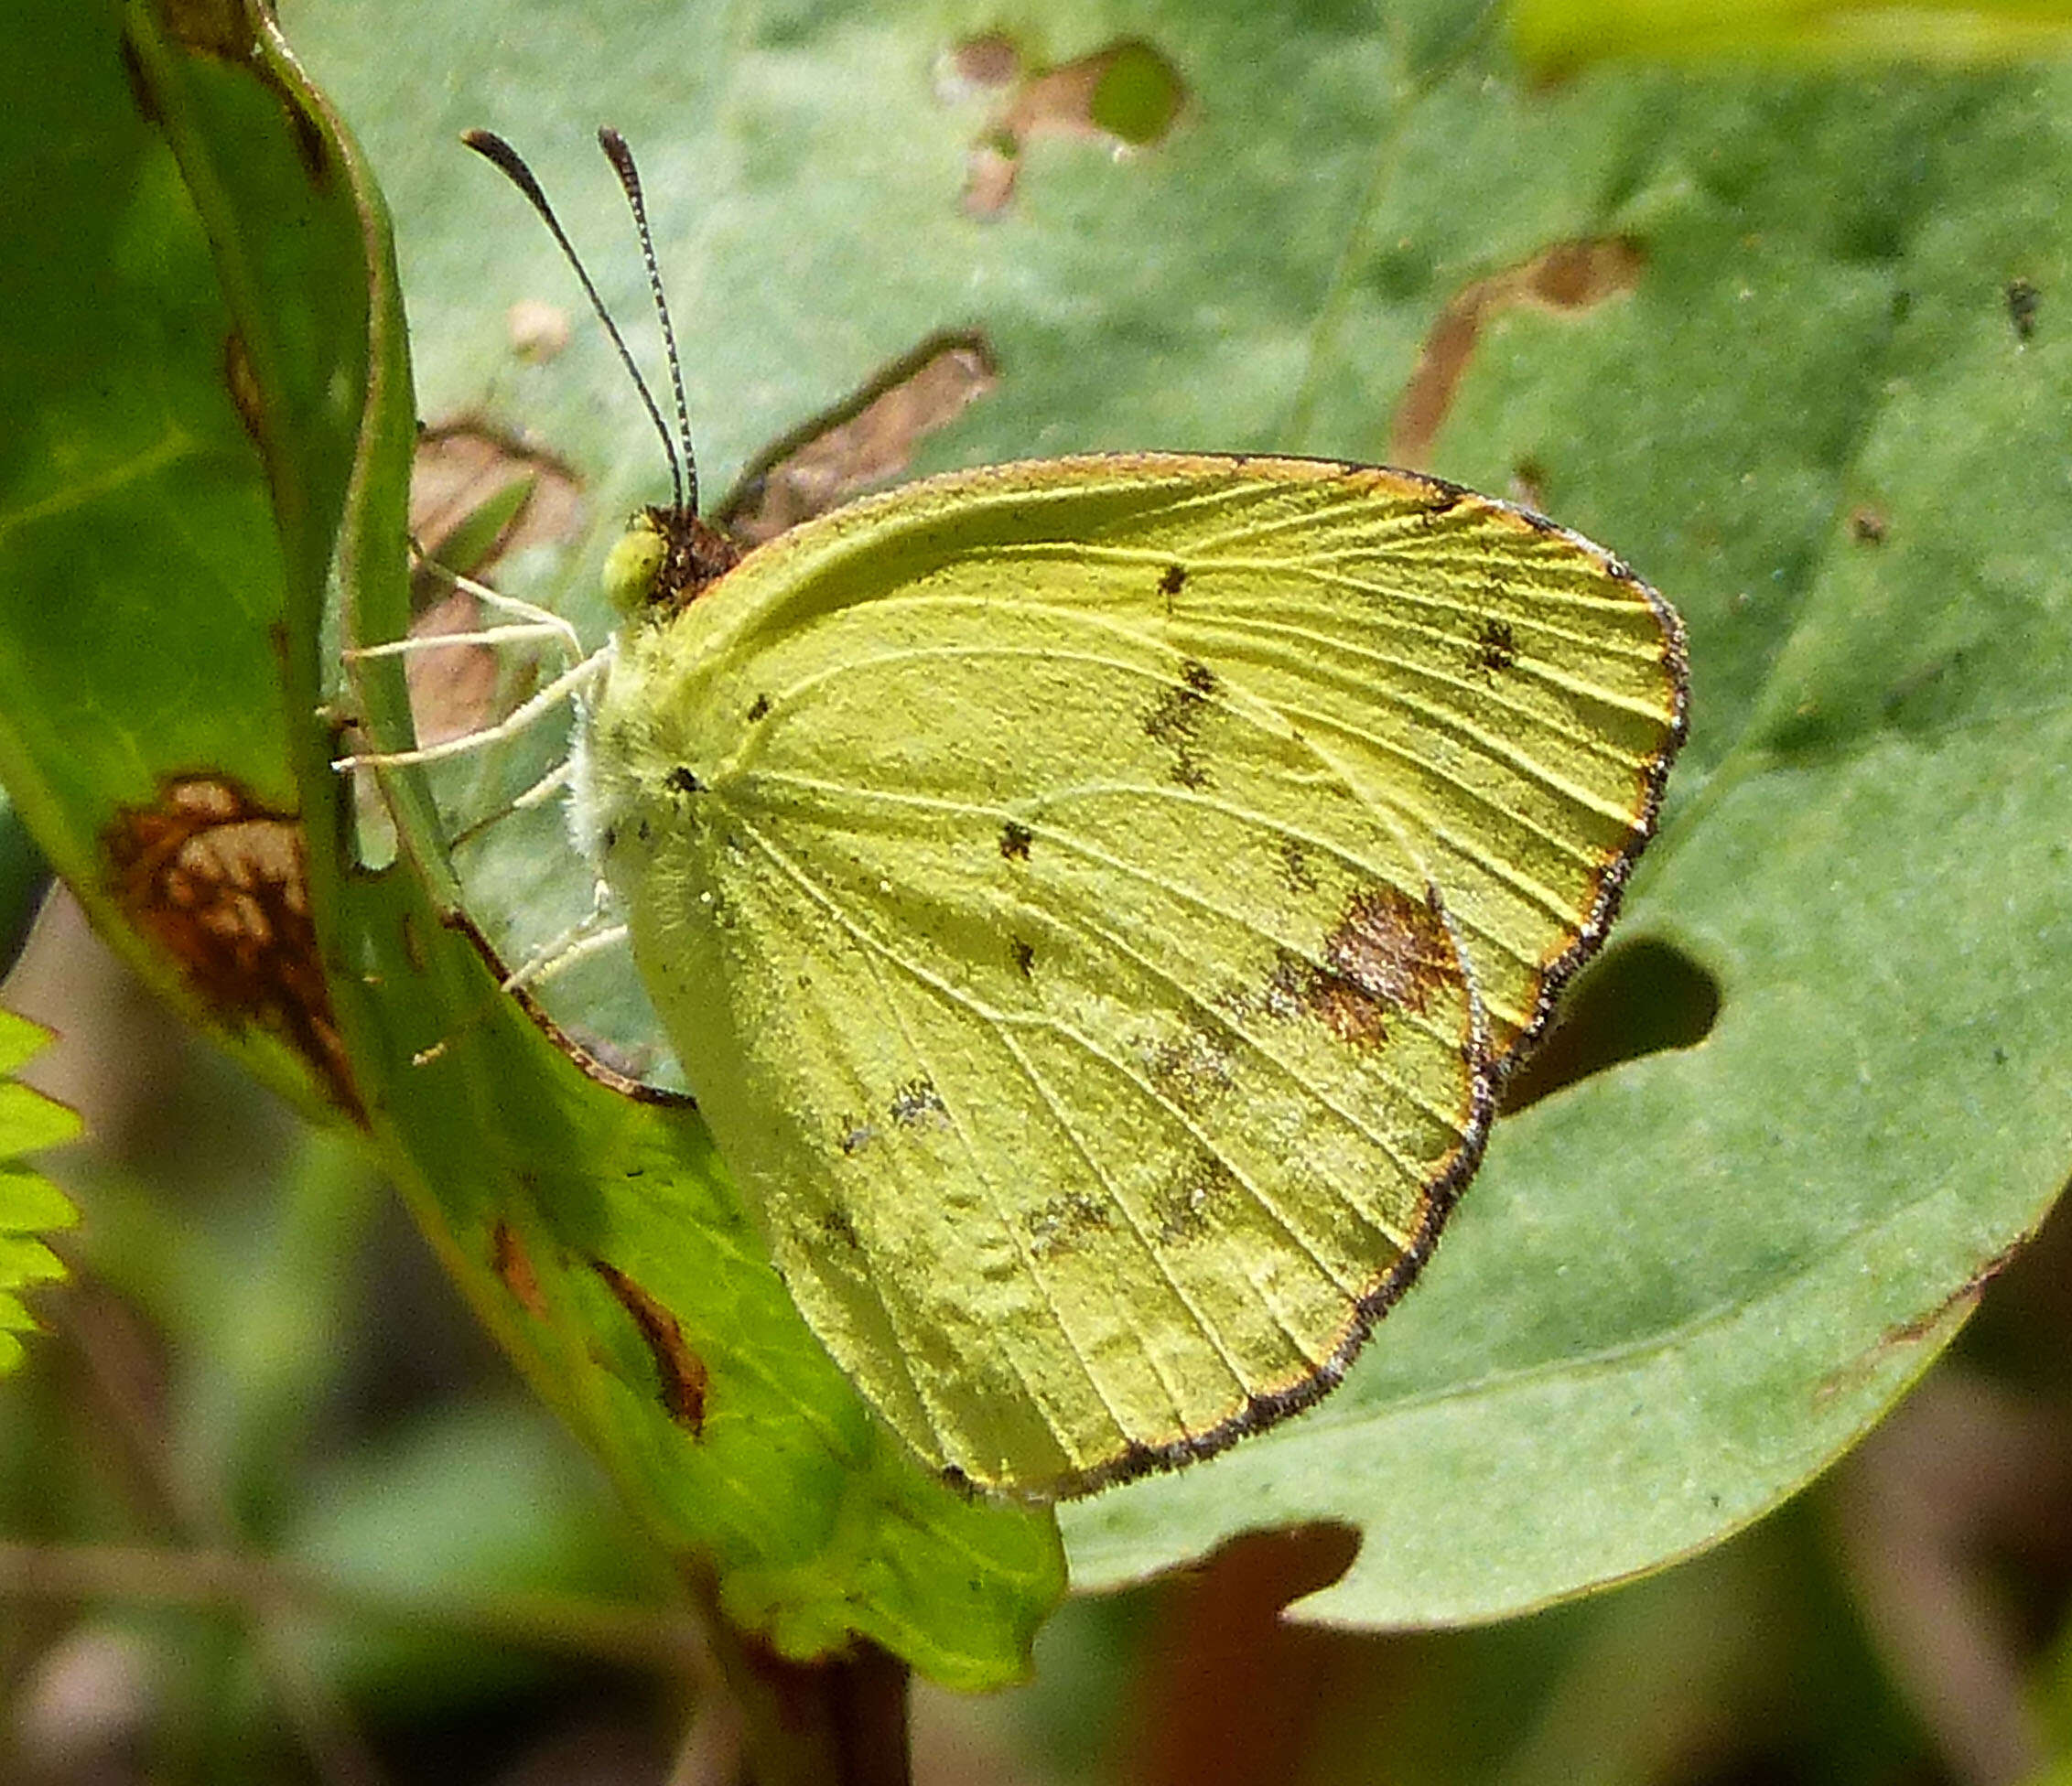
[[604, 515, 669, 614]]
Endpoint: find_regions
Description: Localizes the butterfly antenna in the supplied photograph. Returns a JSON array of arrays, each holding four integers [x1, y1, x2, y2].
[[461, 128, 687, 519], [597, 127, 699, 518]]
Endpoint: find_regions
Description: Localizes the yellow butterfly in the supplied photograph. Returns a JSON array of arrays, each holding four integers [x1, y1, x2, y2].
[[429, 131, 1689, 1500]]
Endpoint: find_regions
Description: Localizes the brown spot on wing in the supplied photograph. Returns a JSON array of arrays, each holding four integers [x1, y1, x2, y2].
[[890, 1076, 949, 1127], [103, 776, 359, 1116], [1145, 1022, 1235, 1111], [1279, 839, 1319, 894], [590, 1260, 707, 1434], [1142, 658, 1218, 789], [1473, 617, 1517, 674], [1327, 886, 1454, 1016], [1152, 1151, 1236, 1243], [1026, 1192, 1111, 1256], [1264, 885, 1457, 1049]]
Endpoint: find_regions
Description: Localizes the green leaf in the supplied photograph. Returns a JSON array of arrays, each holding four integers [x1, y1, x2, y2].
[[19, 0, 2071, 1685], [287, 0, 2072, 1634], [0, 1009, 81, 1376], [0, 0, 369, 1118], [0, 0, 1064, 1693], [1508, 0, 2072, 79]]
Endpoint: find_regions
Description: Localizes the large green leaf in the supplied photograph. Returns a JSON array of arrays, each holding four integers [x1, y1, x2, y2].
[[0, 0, 1062, 1694], [286, 0, 2072, 1630], [1510, 0, 2072, 76]]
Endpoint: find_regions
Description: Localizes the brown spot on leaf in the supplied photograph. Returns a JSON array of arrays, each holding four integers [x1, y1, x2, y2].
[[505, 297, 571, 363], [1851, 504, 1889, 544], [1509, 458, 1549, 511], [492, 1219, 547, 1318], [747, 693, 772, 722], [410, 426, 580, 579], [2008, 276, 2041, 342], [944, 34, 1186, 217], [103, 777, 359, 1115], [999, 819, 1033, 860], [156, 0, 261, 59], [590, 1259, 707, 1433], [936, 30, 1022, 97], [718, 333, 998, 545], [397, 426, 581, 748], [821, 1206, 862, 1249], [119, 28, 158, 123], [224, 332, 263, 446], [1388, 237, 1646, 466]]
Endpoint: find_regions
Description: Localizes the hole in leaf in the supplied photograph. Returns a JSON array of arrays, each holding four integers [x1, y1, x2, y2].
[[1124, 1523, 1362, 1781], [1501, 935, 1719, 1114], [940, 33, 1187, 217], [1388, 236, 1646, 468], [403, 427, 581, 748], [716, 331, 999, 546]]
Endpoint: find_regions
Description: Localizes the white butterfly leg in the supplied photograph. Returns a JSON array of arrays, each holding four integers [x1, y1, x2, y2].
[[333, 645, 610, 771], [503, 891, 631, 995], [403, 544, 588, 662]]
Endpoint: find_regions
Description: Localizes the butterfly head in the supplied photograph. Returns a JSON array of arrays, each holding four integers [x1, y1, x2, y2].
[[465, 128, 739, 619], [605, 504, 742, 617]]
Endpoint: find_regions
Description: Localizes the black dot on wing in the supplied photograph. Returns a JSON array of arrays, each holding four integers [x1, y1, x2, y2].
[[666, 765, 706, 795], [1159, 563, 1187, 597], [747, 693, 771, 722], [1473, 618, 1517, 674]]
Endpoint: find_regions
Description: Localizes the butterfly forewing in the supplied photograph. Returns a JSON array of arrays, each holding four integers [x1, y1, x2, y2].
[[582, 454, 1685, 1497]]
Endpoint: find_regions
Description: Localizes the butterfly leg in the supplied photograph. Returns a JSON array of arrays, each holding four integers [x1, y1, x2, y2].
[[444, 757, 577, 853], [501, 877, 628, 995], [333, 646, 610, 772]]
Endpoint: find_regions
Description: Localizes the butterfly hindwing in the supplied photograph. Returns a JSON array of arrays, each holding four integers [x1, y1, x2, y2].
[[581, 454, 1685, 1497]]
